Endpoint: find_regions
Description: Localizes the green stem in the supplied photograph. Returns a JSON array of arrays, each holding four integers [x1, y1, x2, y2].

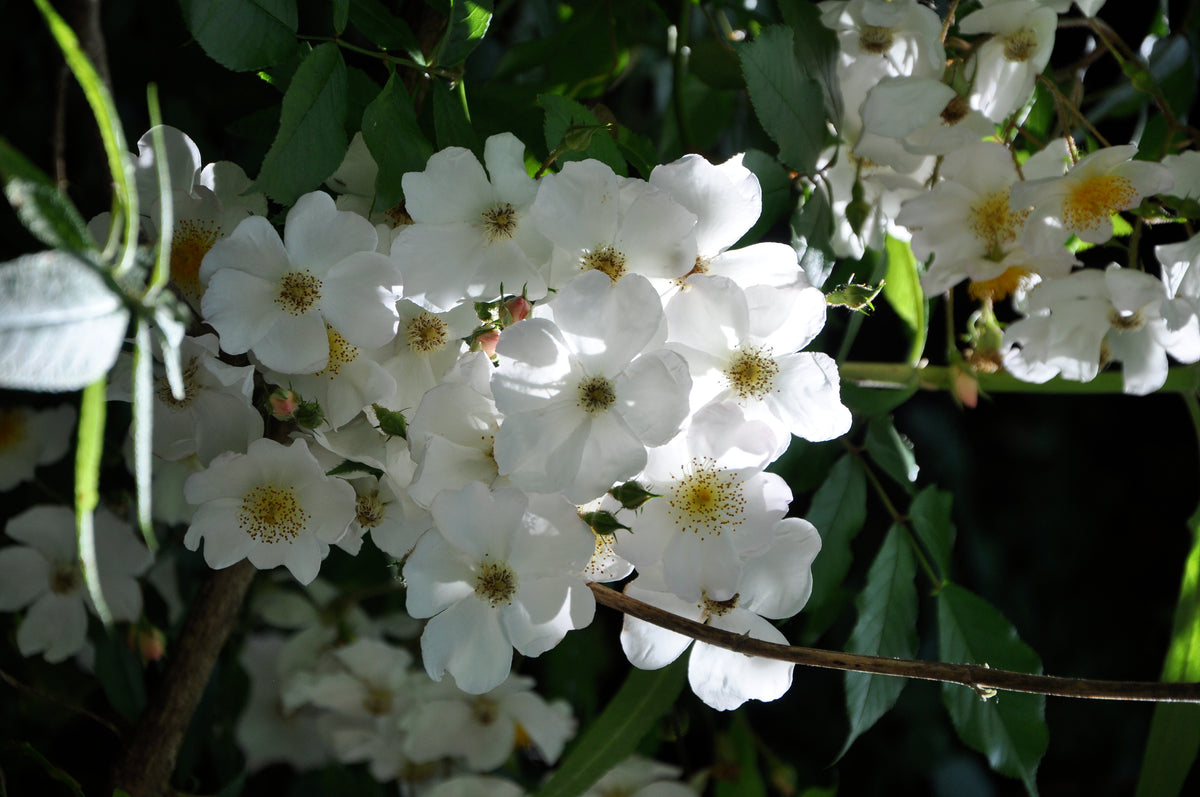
[[853, 447, 944, 591], [304, 35, 454, 78], [839, 361, 1200, 395]]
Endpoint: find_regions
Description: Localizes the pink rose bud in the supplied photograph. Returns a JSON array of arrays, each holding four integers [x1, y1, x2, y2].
[[475, 328, 500, 358], [268, 388, 301, 420], [501, 296, 532, 326], [127, 625, 167, 663]]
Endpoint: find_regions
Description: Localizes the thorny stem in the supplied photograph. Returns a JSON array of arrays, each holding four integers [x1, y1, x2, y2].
[[590, 583, 1200, 703]]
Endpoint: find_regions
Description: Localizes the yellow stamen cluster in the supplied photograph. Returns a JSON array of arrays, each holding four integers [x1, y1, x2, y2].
[[967, 190, 1029, 260], [667, 457, 746, 540], [50, 564, 81, 595], [701, 591, 740, 620], [859, 25, 894, 54], [171, 219, 222, 303], [724, 346, 780, 401], [577, 376, 617, 414], [239, 483, 310, 544], [407, 312, 449, 354], [585, 533, 617, 579], [156, 357, 202, 410], [362, 686, 394, 716], [1108, 307, 1146, 332], [276, 270, 323, 315], [1003, 28, 1039, 62], [474, 557, 518, 607], [355, 490, 387, 528], [968, 267, 1035, 302], [582, 244, 627, 283], [318, 326, 360, 378], [481, 202, 520, 242], [471, 696, 500, 725], [1062, 175, 1137, 234]]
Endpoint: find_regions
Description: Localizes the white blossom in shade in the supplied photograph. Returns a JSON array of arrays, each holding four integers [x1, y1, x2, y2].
[[1038, 0, 1106, 15], [958, 1, 1058, 123], [109, 334, 261, 464], [896, 141, 1076, 301], [339, 474, 429, 559], [251, 577, 375, 677], [184, 438, 356, 584], [377, 299, 479, 417], [1010, 144, 1174, 245], [615, 402, 791, 603], [147, 455, 203, 526], [819, 146, 929, 260], [1157, 233, 1200, 363], [1161, 151, 1200, 202], [264, 331, 396, 431], [819, 0, 946, 140], [281, 638, 429, 782], [403, 482, 596, 694], [648, 154, 803, 295], [391, 133, 551, 310], [128, 126, 267, 309], [235, 633, 331, 773], [406, 379, 505, 509], [0, 505, 151, 663], [0, 404, 74, 491], [1003, 265, 1194, 394], [199, 191, 402, 374], [666, 275, 850, 456], [425, 776, 526, 797], [404, 673, 576, 771], [860, 77, 997, 157], [581, 755, 696, 797], [530, 159, 699, 289], [492, 271, 692, 503]]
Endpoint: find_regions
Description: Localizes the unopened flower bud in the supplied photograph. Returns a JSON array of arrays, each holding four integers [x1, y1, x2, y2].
[[608, 480, 659, 511], [580, 510, 631, 535], [500, 296, 532, 326], [372, 403, 408, 439], [563, 123, 609, 152], [474, 328, 500, 358], [268, 388, 302, 420], [126, 624, 167, 663], [293, 399, 325, 430]]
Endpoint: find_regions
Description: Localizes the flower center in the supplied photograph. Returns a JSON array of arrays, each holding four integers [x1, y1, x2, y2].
[[317, 326, 360, 378], [940, 95, 970, 125], [171, 219, 221, 304], [276, 270, 323, 316], [701, 591, 739, 620], [407, 312, 449, 354], [355, 490, 386, 528], [667, 457, 746, 540], [577, 376, 617, 414], [362, 686, 394, 716], [50, 563, 81, 595], [0, 408, 28, 453], [238, 483, 311, 544], [859, 25, 894, 54], [1062, 175, 1137, 233], [474, 557, 518, 607], [968, 267, 1035, 302], [1108, 306, 1146, 332], [155, 357, 202, 410], [471, 696, 500, 725], [585, 532, 618, 579], [724, 346, 779, 401], [967, 190, 1029, 260], [582, 244, 627, 283], [1003, 28, 1039, 62], [481, 202, 519, 242]]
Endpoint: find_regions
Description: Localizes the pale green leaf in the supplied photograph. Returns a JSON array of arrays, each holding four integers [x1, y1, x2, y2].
[[938, 584, 1048, 795], [0, 139, 92, 253], [437, 0, 493, 67], [841, 526, 919, 758], [256, 43, 348, 205], [864, 416, 918, 490], [738, 25, 825, 176], [535, 659, 686, 797], [883, 235, 927, 366]]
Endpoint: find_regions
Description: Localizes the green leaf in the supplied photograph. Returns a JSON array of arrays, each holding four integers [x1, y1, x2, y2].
[[738, 25, 825, 176], [256, 43, 348, 205], [840, 525, 918, 758], [909, 486, 956, 583], [715, 714, 767, 797], [436, 0, 493, 67], [938, 583, 1048, 795], [539, 94, 625, 176], [361, 75, 435, 211], [179, 0, 300, 71], [792, 187, 835, 288], [804, 454, 869, 621], [0, 139, 92, 252], [1136, 505, 1200, 797], [689, 37, 744, 91], [777, 0, 843, 130], [331, 0, 350, 34], [350, 0, 424, 62], [432, 79, 483, 153], [883, 235, 927, 366], [94, 626, 148, 722], [615, 125, 659, 179], [839, 382, 918, 419], [864, 415, 918, 490], [738, 149, 791, 248], [535, 659, 687, 797]]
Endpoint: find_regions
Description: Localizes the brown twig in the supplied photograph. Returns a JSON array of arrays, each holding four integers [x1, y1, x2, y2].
[[111, 561, 257, 797], [0, 667, 121, 737], [590, 583, 1200, 703]]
